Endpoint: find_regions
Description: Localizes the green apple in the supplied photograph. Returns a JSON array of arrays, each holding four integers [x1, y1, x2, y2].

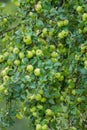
[[4, 89, 8, 95], [23, 35, 32, 45], [3, 75, 9, 81], [35, 2, 42, 12], [14, 60, 20, 66], [32, 112, 37, 117], [38, 89, 43, 95], [60, 96, 64, 101], [13, 47, 20, 54], [75, 55, 80, 61], [42, 28, 48, 35], [42, 124, 48, 130], [27, 51, 33, 58], [55, 72, 61, 79], [36, 49, 43, 56], [32, 49, 36, 55], [72, 90, 76, 95], [0, 85, 4, 91], [25, 75, 30, 80], [7, 59, 12, 65], [3, 52, 9, 58], [49, 28, 54, 36], [46, 109, 53, 116], [1, 67, 9, 76], [84, 60, 87, 67], [30, 107, 36, 112], [36, 94, 42, 101], [82, 13, 87, 21], [0, 55, 4, 63], [26, 65, 34, 73], [29, 95, 35, 100], [9, 46, 14, 52], [57, 21, 63, 27], [76, 6, 82, 13], [41, 97, 46, 102], [83, 27, 87, 33], [3, 18, 8, 24], [36, 124, 42, 130], [51, 51, 58, 58], [34, 68, 41, 76], [49, 45, 55, 51], [19, 52, 25, 59], [63, 19, 69, 26], [16, 112, 23, 120], [37, 105, 43, 110], [77, 97, 82, 103], [51, 58, 57, 62]]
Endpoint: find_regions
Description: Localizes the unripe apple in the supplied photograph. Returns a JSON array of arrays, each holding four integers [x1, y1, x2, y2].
[[32, 112, 37, 117], [63, 19, 69, 26], [83, 27, 87, 33], [4, 89, 8, 95], [3, 75, 9, 81], [51, 51, 58, 58], [46, 109, 53, 116], [27, 51, 33, 58], [7, 59, 12, 65], [0, 85, 4, 91], [23, 35, 32, 45], [14, 60, 20, 66], [13, 47, 20, 54], [57, 21, 63, 27], [1, 67, 9, 76], [72, 90, 76, 95], [36, 94, 42, 101], [60, 96, 64, 101], [37, 105, 43, 110], [55, 72, 61, 79], [84, 60, 87, 67], [36, 124, 42, 130], [35, 2, 42, 12], [36, 49, 43, 56], [82, 13, 87, 21], [78, 29, 82, 34], [77, 97, 82, 103], [3, 18, 8, 24], [49, 28, 54, 36], [29, 95, 35, 100], [25, 75, 30, 80], [16, 112, 23, 120], [9, 46, 14, 52], [26, 65, 34, 73], [19, 52, 25, 59], [75, 55, 80, 61], [34, 68, 41, 76], [76, 6, 82, 13], [38, 89, 43, 95], [30, 107, 36, 112], [32, 49, 36, 55], [42, 28, 48, 35], [3, 52, 9, 58], [41, 97, 46, 102], [51, 58, 57, 62], [49, 45, 55, 51], [0, 55, 4, 63], [42, 124, 48, 130]]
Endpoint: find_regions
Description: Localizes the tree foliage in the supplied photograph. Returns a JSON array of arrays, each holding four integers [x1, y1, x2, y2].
[[0, 0, 87, 130]]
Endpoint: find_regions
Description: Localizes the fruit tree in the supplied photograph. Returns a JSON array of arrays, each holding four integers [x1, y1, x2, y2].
[[0, 0, 87, 130]]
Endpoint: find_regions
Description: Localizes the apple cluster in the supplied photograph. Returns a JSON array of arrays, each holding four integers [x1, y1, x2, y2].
[[0, 0, 87, 130]]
